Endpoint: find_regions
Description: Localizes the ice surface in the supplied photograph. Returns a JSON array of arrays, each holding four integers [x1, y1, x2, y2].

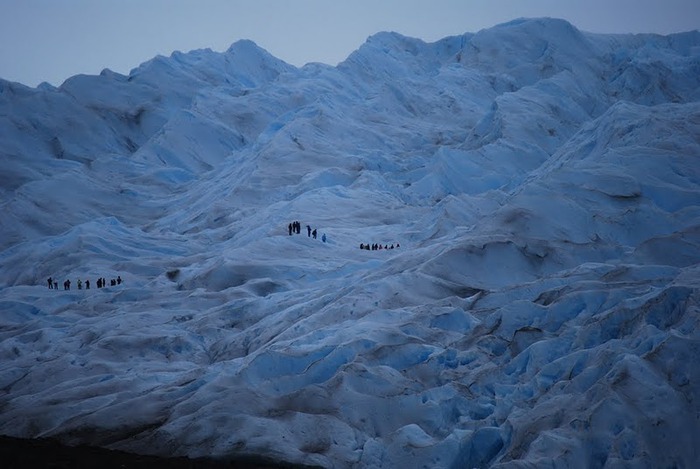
[[1, 17, 699, 468]]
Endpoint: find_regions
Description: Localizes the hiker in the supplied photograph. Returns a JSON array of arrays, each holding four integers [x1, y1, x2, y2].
[[322, 233, 327, 243], [53, 281, 58, 289], [307, 225, 311, 237], [64, 280, 70, 290], [117, 276, 122, 285], [360, 243, 365, 250], [97, 278, 102, 288], [47, 277, 53, 289], [111, 279, 116, 286], [85, 279, 90, 289], [77, 279, 82, 290], [312, 229, 317, 239], [288, 223, 293, 236]]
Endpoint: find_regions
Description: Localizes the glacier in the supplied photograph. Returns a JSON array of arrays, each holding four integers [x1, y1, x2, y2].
[[1, 17, 699, 468]]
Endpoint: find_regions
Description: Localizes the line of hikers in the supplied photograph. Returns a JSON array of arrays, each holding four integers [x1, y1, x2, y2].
[[360, 243, 400, 251], [47, 276, 122, 290], [288, 221, 326, 243], [288, 221, 402, 250]]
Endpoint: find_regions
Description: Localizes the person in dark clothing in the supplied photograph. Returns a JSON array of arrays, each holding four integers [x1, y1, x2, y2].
[[64, 280, 70, 290], [297, 222, 301, 234], [48, 277, 53, 289], [117, 276, 122, 285], [97, 278, 101, 288], [360, 243, 365, 250], [288, 223, 293, 236], [53, 281, 58, 290], [85, 279, 90, 289], [77, 279, 82, 290], [307, 225, 311, 237], [312, 229, 317, 239]]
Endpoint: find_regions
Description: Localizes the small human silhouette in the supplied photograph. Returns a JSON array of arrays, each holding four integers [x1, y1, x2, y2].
[[48, 277, 53, 289], [288, 223, 293, 236], [117, 276, 122, 285], [312, 229, 317, 239], [86, 280, 90, 289], [307, 225, 311, 237], [322, 233, 327, 243], [77, 279, 82, 290], [53, 281, 58, 289]]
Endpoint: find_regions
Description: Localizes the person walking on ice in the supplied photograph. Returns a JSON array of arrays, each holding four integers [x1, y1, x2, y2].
[[322, 233, 327, 243], [47, 277, 53, 289]]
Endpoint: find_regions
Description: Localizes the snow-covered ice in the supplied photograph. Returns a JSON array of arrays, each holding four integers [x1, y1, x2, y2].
[[1, 18, 699, 468]]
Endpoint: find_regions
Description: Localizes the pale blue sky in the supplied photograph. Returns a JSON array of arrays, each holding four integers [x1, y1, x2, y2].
[[1, 0, 698, 87]]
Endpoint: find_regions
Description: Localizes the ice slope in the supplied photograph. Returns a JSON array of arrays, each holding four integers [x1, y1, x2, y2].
[[1, 18, 700, 468], [0, 40, 294, 249]]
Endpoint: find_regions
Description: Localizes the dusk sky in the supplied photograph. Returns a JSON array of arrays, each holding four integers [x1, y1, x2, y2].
[[1, 0, 699, 88]]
